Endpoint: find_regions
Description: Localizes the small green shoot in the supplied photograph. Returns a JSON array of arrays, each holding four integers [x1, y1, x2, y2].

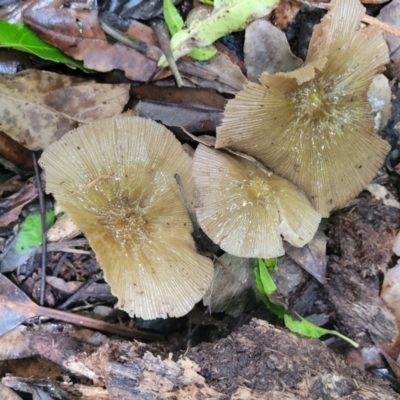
[[0, 21, 89, 72], [163, 0, 217, 62], [255, 258, 358, 348], [163, 0, 184, 35], [15, 210, 55, 254]]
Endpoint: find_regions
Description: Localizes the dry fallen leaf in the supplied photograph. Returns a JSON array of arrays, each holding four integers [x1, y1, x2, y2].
[[0, 70, 129, 150], [0, 183, 37, 229], [129, 85, 226, 132], [203, 254, 258, 317], [185, 52, 247, 93], [283, 222, 327, 284], [23, 7, 164, 82], [244, 19, 302, 82], [0, 131, 33, 169], [47, 213, 81, 242]]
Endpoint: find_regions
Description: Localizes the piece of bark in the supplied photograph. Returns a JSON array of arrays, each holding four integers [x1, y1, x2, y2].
[[3, 319, 396, 399], [327, 260, 398, 344]]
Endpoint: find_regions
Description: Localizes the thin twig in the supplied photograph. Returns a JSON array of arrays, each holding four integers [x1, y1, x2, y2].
[[53, 252, 68, 277], [32, 152, 47, 306], [57, 273, 102, 310], [150, 18, 183, 87]]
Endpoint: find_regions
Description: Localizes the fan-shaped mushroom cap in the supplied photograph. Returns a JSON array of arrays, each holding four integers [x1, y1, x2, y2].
[[216, 0, 390, 217], [39, 116, 214, 320], [192, 145, 321, 258]]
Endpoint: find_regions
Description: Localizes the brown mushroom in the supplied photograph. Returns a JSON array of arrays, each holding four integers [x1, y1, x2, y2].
[[39, 116, 214, 320], [216, 0, 390, 217], [192, 144, 321, 258]]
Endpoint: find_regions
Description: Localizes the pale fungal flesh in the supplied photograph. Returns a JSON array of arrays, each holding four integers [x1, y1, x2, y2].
[[192, 145, 321, 258], [39, 116, 214, 320], [216, 0, 390, 217]]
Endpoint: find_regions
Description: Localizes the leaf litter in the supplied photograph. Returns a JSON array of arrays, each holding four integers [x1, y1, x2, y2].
[[0, 0, 400, 397]]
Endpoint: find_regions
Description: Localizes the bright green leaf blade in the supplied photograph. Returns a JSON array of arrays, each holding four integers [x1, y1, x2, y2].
[[264, 257, 277, 271], [188, 45, 217, 61], [255, 265, 270, 306], [255, 262, 285, 318], [0, 21, 89, 72], [15, 210, 55, 253], [158, 0, 279, 66], [200, 0, 214, 4], [283, 313, 359, 348], [164, 0, 185, 35], [258, 258, 277, 296]]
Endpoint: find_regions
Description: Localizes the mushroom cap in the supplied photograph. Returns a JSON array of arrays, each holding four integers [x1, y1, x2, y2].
[[39, 116, 214, 320], [192, 144, 321, 258], [216, 0, 390, 217]]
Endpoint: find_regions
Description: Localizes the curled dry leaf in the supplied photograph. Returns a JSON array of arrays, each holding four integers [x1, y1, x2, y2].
[[192, 145, 321, 258], [216, 0, 390, 217], [244, 19, 302, 82], [0, 70, 129, 151], [39, 116, 214, 320]]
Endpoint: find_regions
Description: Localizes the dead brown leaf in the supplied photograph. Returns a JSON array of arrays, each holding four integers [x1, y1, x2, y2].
[[23, 7, 163, 82], [283, 223, 327, 284], [0, 0, 63, 23], [47, 213, 80, 242], [244, 19, 302, 82], [0, 132, 33, 169], [0, 70, 129, 150], [0, 183, 37, 229], [203, 254, 258, 317], [129, 85, 226, 132]]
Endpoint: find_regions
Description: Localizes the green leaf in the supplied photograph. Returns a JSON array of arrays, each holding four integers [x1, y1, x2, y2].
[[256, 258, 358, 348], [15, 210, 55, 253], [188, 46, 217, 61], [0, 21, 89, 72], [283, 313, 359, 348], [255, 262, 285, 317], [163, 0, 216, 61], [257, 258, 277, 296], [158, 0, 279, 66], [164, 0, 184, 35]]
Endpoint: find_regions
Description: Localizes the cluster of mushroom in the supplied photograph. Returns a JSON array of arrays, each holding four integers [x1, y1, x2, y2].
[[39, 0, 390, 320]]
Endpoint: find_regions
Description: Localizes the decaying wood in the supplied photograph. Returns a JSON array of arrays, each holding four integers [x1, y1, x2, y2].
[[1, 319, 397, 399], [327, 261, 398, 344]]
